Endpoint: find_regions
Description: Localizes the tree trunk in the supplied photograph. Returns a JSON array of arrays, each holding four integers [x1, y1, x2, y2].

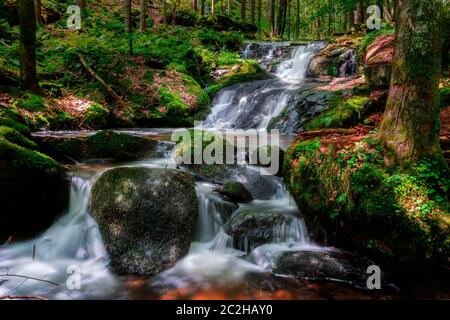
[[19, 0, 40, 93], [270, 0, 275, 36], [211, 0, 215, 17], [139, 0, 146, 32], [124, 0, 132, 32], [257, 0, 262, 32], [192, 0, 197, 11], [34, 0, 42, 25], [380, 0, 443, 167], [241, 0, 247, 22], [201, 0, 205, 15], [296, 0, 300, 39], [287, 0, 291, 39], [227, 0, 231, 15], [250, 0, 255, 25]]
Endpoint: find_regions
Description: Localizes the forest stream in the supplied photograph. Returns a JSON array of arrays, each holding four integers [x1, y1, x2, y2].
[[0, 42, 400, 300]]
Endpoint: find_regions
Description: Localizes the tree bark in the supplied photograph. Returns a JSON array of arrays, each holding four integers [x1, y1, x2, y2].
[[380, 0, 443, 167], [124, 0, 132, 32], [270, 0, 275, 36], [34, 0, 42, 25], [257, 0, 262, 32], [296, 0, 300, 39], [211, 0, 215, 17], [139, 0, 146, 32], [19, 0, 40, 93], [192, 0, 197, 11], [201, 0, 205, 15], [241, 0, 247, 22], [250, 0, 255, 25]]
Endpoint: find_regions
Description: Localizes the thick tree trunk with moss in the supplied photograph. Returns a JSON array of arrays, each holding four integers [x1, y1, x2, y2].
[[380, 0, 443, 167], [19, 0, 40, 93]]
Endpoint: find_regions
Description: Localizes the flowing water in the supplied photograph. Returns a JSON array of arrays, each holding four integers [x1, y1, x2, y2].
[[203, 42, 326, 130], [0, 43, 391, 300]]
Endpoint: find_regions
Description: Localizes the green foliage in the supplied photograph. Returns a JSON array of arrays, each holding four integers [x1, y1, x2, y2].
[[13, 93, 47, 112], [284, 138, 450, 269]]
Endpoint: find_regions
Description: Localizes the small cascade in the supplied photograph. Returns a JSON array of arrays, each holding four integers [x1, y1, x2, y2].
[[0, 176, 117, 299], [204, 41, 327, 130], [339, 50, 357, 77], [276, 42, 327, 81]]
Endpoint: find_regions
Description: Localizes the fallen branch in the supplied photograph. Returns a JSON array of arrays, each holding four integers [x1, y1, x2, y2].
[[78, 54, 128, 108], [0, 273, 59, 286]]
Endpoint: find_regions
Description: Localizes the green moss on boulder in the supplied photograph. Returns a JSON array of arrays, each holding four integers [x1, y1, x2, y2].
[[284, 137, 450, 272], [217, 180, 253, 203], [0, 137, 69, 240], [305, 94, 372, 130], [0, 125, 38, 150], [90, 167, 198, 276], [205, 60, 271, 97], [36, 130, 158, 162]]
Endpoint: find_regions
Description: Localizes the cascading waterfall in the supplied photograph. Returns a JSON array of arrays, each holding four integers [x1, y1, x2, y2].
[[203, 41, 326, 130], [0, 41, 354, 298]]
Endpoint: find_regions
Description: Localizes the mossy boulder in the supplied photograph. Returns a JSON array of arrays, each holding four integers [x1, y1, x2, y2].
[[204, 60, 271, 98], [0, 138, 69, 240], [36, 130, 158, 162], [89, 167, 198, 276], [304, 94, 372, 130], [0, 126, 38, 150], [216, 180, 253, 203]]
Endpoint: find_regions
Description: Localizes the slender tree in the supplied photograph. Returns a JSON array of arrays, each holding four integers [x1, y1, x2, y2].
[[125, 0, 132, 32], [241, 0, 247, 22], [19, 0, 40, 93], [380, 0, 443, 167], [34, 0, 43, 25], [139, 0, 147, 32], [251, 0, 256, 25], [201, 0, 205, 15], [192, 0, 197, 11]]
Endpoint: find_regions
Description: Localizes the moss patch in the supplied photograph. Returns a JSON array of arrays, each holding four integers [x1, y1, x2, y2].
[[304, 93, 372, 130], [37, 130, 158, 162], [0, 126, 38, 150], [284, 137, 450, 271], [204, 60, 271, 97]]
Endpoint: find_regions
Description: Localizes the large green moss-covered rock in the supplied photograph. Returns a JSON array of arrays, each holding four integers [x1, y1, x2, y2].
[[90, 167, 198, 276], [0, 125, 38, 150], [36, 130, 158, 162], [0, 137, 69, 240]]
